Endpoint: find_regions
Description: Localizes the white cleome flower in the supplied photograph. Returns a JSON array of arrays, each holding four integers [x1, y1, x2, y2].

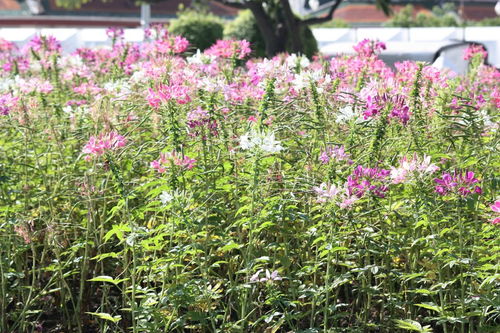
[[286, 54, 310, 69], [239, 129, 283, 154], [159, 191, 174, 205], [260, 132, 283, 153], [336, 105, 363, 124], [239, 133, 252, 150], [187, 49, 216, 65]]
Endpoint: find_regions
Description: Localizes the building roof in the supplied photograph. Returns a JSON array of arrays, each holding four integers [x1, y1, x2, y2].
[[0, 0, 497, 26], [0, 0, 20, 10], [42, 0, 238, 17], [333, 4, 431, 22]]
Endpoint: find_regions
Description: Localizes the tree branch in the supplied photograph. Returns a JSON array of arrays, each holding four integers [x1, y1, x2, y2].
[[210, 0, 247, 10], [302, 0, 343, 25]]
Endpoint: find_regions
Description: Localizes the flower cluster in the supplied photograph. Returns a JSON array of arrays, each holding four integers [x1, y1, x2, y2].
[[319, 145, 352, 164], [155, 35, 190, 54], [347, 165, 391, 198], [389, 94, 410, 125], [335, 105, 361, 124], [313, 183, 359, 209], [250, 269, 282, 283], [353, 39, 386, 57], [147, 83, 191, 107], [363, 93, 386, 119], [18, 78, 54, 94], [363, 92, 410, 124], [150, 151, 196, 173], [463, 44, 487, 61], [82, 131, 127, 161], [0, 93, 18, 115], [26, 35, 61, 54], [434, 171, 482, 196], [239, 129, 283, 154], [390, 154, 439, 184], [205, 40, 251, 59], [314, 165, 391, 209], [0, 38, 15, 53], [105, 27, 124, 41], [186, 107, 218, 137]]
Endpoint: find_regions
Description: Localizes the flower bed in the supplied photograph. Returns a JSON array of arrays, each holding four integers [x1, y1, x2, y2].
[[0, 29, 498, 332]]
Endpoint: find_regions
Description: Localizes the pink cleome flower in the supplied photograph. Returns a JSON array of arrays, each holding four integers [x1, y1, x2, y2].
[[26, 35, 61, 54], [82, 131, 127, 161], [105, 27, 124, 40], [151, 150, 196, 173], [491, 200, 500, 225], [0, 38, 16, 53], [318, 145, 352, 165], [434, 171, 482, 197], [314, 183, 341, 203], [0, 93, 18, 115], [154, 35, 189, 54], [186, 107, 218, 137], [205, 40, 251, 59], [463, 44, 487, 61], [353, 39, 386, 57], [346, 165, 391, 199], [147, 83, 191, 108], [390, 154, 439, 184]]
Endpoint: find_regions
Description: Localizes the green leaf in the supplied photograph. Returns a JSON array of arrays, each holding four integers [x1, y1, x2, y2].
[[104, 223, 131, 242], [219, 241, 243, 253], [415, 303, 442, 314], [86, 312, 122, 323], [394, 319, 432, 332], [88, 275, 128, 285]]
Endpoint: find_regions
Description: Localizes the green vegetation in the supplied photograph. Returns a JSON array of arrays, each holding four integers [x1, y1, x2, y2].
[[169, 9, 224, 51], [385, 3, 500, 27]]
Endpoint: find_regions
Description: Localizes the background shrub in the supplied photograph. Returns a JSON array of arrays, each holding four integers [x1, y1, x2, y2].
[[224, 10, 266, 58], [385, 3, 461, 27], [169, 9, 224, 51]]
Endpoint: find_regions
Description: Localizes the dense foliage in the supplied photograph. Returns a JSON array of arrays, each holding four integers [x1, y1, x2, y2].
[[168, 9, 224, 51], [385, 3, 500, 27], [0, 28, 499, 333], [224, 10, 267, 58]]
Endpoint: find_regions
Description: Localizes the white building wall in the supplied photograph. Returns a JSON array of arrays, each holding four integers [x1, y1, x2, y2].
[[0, 27, 499, 67]]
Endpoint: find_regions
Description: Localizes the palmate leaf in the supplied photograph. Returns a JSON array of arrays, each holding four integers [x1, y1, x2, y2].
[[394, 319, 433, 332]]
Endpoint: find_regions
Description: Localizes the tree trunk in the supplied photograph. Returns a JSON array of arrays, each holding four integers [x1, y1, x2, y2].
[[246, 1, 284, 57], [279, 0, 303, 54]]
